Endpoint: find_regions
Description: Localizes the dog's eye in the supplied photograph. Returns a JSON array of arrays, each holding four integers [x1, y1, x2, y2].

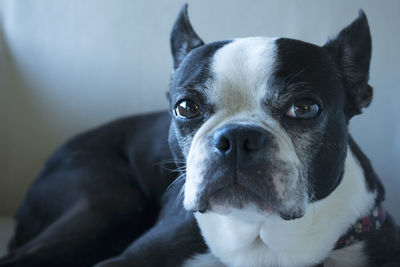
[[286, 98, 320, 119], [174, 99, 201, 119]]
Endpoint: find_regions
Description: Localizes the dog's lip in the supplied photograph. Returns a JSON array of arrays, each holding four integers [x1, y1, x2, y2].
[[196, 183, 274, 214], [194, 184, 305, 220]]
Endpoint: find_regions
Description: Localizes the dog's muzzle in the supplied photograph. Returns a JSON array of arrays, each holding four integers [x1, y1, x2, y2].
[[185, 121, 306, 220], [191, 124, 280, 212]]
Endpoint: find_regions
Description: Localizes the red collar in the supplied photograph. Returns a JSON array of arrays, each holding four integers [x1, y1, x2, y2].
[[334, 204, 386, 250]]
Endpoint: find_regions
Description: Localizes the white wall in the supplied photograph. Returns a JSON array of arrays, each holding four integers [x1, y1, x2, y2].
[[0, 0, 399, 221]]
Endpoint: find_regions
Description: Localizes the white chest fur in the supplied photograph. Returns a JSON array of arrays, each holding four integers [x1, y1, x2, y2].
[[194, 149, 375, 267]]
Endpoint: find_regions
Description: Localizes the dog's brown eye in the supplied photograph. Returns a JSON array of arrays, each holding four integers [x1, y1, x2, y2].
[[286, 98, 320, 119], [174, 99, 201, 119]]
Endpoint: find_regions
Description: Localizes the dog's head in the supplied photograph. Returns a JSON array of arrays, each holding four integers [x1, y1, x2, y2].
[[167, 4, 372, 220]]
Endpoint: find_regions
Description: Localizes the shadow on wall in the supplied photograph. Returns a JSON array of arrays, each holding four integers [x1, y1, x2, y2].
[[0, 23, 69, 216]]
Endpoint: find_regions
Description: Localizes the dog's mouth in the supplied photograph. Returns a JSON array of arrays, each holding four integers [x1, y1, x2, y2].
[[196, 183, 274, 215], [194, 182, 305, 220]]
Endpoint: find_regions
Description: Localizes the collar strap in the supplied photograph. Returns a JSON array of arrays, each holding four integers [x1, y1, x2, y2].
[[334, 204, 386, 250]]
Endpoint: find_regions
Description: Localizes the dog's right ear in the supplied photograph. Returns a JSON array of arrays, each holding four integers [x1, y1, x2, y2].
[[170, 4, 204, 70]]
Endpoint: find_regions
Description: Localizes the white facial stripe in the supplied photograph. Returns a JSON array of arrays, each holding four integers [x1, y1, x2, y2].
[[207, 37, 277, 112]]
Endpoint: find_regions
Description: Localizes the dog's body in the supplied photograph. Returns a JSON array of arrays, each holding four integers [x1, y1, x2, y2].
[[1, 5, 399, 267]]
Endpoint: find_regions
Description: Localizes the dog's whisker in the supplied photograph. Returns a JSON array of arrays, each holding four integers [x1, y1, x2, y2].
[[174, 181, 186, 209], [167, 173, 186, 191], [156, 162, 187, 172], [154, 159, 186, 165]]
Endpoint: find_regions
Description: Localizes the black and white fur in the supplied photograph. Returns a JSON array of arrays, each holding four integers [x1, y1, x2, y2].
[[1, 4, 399, 267]]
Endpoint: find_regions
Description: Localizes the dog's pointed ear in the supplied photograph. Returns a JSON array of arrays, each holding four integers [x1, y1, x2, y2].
[[324, 10, 373, 118], [170, 4, 204, 70]]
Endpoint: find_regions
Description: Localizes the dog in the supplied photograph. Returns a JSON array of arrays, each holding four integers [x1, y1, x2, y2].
[[1, 4, 399, 267]]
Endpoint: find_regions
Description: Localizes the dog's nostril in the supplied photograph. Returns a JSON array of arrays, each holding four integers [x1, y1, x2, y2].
[[243, 139, 254, 151], [243, 135, 265, 152], [216, 136, 230, 152]]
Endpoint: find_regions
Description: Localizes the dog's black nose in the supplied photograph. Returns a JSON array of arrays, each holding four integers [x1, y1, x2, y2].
[[214, 125, 269, 161]]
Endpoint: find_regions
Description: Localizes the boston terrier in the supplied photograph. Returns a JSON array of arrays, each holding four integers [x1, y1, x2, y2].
[[1, 4, 399, 267]]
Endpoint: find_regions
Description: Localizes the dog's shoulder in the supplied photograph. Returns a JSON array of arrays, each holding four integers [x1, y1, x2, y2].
[[40, 110, 172, 175]]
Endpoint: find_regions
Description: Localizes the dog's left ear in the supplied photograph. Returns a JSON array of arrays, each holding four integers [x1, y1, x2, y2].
[[170, 4, 204, 70], [324, 10, 372, 118]]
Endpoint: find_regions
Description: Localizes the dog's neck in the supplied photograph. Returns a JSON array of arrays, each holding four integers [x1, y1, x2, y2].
[[194, 147, 377, 267]]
